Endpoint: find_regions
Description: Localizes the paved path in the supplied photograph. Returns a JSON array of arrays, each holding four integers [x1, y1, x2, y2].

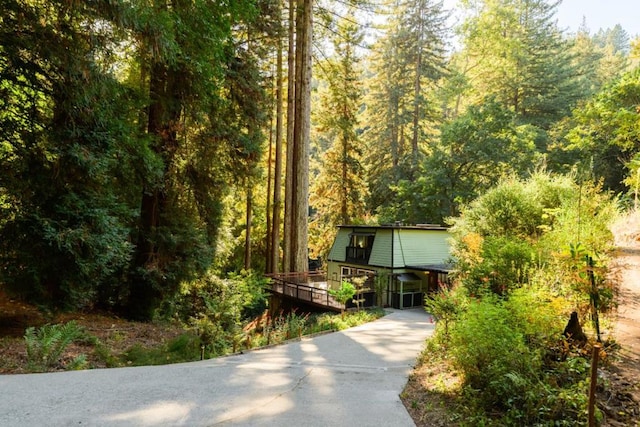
[[0, 308, 433, 426]]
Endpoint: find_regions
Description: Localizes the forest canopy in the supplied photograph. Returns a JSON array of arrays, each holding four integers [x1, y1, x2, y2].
[[1, 0, 639, 319]]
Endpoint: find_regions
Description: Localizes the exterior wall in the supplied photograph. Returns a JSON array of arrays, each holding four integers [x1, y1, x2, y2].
[[323, 225, 451, 309], [326, 261, 342, 288], [392, 229, 403, 268], [368, 228, 392, 267], [396, 229, 450, 266], [329, 227, 451, 268], [327, 261, 377, 289], [327, 228, 351, 262]]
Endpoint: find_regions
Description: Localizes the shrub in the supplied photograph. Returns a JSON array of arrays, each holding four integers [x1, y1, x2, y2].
[[329, 280, 356, 317], [445, 287, 594, 425], [424, 285, 467, 339], [24, 321, 86, 372], [448, 297, 539, 408], [460, 236, 535, 296], [121, 332, 202, 365], [313, 309, 384, 331]]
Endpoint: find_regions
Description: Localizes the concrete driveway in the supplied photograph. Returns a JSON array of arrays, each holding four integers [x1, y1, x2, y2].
[[0, 308, 434, 426]]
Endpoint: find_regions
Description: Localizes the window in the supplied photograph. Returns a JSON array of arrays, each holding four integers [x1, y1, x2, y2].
[[340, 266, 375, 284], [350, 234, 374, 248], [346, 233, 375, 264]]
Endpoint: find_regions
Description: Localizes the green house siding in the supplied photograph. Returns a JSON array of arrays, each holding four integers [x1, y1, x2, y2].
[[396, 229, 450, 265], [393, 230, 404, 268], [324, 225, 451, 309], [328, 228, 351, 262], [369, 229, 392, 267], [328, 225, 451, 271]]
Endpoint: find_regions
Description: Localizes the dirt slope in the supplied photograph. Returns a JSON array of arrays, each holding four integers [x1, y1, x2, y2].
[[610, 213, 640, 407]]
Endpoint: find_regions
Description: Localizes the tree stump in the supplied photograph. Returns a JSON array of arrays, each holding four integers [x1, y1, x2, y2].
[[563, 311, 588, 345]]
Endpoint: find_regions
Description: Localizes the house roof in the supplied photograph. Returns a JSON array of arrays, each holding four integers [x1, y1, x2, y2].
[[396, 272, 422, 282], [405, 263, 453, 273], [338, 223, 448, 231]]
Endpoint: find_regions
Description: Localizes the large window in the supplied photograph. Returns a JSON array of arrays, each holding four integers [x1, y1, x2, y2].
[[346, 233, 375, 263], [340, 266, 375, 288]]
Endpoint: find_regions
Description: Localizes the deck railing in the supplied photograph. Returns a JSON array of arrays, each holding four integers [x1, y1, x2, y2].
[[267, 272, 344, 310]]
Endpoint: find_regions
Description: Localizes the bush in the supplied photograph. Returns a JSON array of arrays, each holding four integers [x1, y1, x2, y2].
[[24, 321, 86, 372], [449, 297, 539, 407], [459, 236, 535, 296], [424, 285, 467, 339], [329, 281, 357, 317], [293, 309, 384, 334], [434, 172, 614, 425], [445, 288, 594, 425], [121, 332, 202, 365]]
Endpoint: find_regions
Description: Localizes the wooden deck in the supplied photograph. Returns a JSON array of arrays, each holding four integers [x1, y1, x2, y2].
[[266, 272, 344, 311]]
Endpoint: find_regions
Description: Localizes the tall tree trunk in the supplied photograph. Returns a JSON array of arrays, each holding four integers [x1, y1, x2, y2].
[[283, 0, 296, 272], [283, 0, 311, 273], [265, 105, 274, 273], [265, 123, 273, 273], [412, 41, 422, 172], [129, 59, 182, 320], [244, 185, 252, 270], [270, 36, 284, 274], [289, 0, 311, 273], [341, 133, 349, 224], [390, 94, 400, 178]]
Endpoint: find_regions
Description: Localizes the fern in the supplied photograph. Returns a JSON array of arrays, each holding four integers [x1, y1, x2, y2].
[[24, 321, 85, 372]]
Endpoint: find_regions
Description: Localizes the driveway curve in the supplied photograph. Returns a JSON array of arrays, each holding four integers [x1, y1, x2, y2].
[[0, 308, 433, 426]]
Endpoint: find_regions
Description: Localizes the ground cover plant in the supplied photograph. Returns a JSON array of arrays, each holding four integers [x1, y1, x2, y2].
[[0, 282, 384, 374]]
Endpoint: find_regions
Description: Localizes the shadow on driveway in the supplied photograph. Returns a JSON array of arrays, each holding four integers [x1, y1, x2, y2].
[[0, 308, 434, 426]]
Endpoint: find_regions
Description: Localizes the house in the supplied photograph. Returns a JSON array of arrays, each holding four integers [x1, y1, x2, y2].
[[326, 224, 452, 309]]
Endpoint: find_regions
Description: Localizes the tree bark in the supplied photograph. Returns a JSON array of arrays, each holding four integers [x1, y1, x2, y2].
[[244, 185, 252, 270], [129, 58, 183, 320], [283, 0, 296, 272], [289, 0, 311, 273], [412, 28, 422, 172], [265, 112, 273, 273], [270, 35, 284, 274]]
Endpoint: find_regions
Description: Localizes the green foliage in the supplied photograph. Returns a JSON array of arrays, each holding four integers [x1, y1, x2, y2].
[[158, 271, 268, 356], [444, 290, 590, 425], [373, 273, 388, 307], [329, 280, 357, 308], [453, 176, 544, 239], [309, 6, 370, 261], [314, 308, 385, 331], [460, 236, 535, 296], [121, 333, 202, 366], [437, 170, 615, 424], [451, 172, 616, 298], [0, 1, 139, 309], [361, 0, 449, 214], [0, 0, 269, 316], [379, 99, 539, 224], [459, 0, 583, 130], [424, 286, 466, 338], [448, 297, 537, 405], [166, 271, 268, 322], [505, 285, 568, 347], [563, 67, 640, 194], [24, 321, 86, 372], [535, 180, 616, 257], [559, 244, 615, 341], [268, 311, 310, 341]]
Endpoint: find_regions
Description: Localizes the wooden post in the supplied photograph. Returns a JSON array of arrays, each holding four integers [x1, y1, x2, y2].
[[588, 344, 602, 427]]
